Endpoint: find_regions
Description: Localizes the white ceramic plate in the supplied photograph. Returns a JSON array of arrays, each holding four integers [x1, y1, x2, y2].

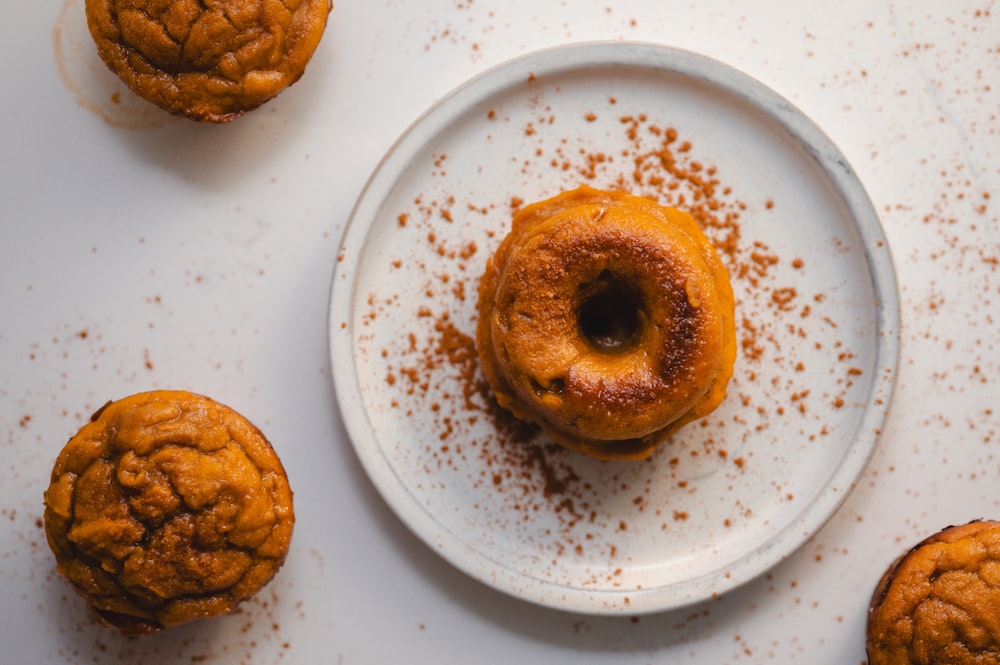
[[328, 42, 899, 614]]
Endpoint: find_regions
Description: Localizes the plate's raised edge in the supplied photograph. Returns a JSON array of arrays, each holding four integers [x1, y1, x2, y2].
[[327, 41, 901, 616]]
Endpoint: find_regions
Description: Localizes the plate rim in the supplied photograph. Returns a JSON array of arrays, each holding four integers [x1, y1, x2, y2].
[[328, 40, 901, 615]]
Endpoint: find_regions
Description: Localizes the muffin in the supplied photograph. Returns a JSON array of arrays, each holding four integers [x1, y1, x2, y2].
[[867, 520, 1000, 665], [84, 0, 333, 122], [42, 390, 294, 634]]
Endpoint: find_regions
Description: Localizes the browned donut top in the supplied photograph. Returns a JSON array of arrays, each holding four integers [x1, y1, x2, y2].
[[476, 185, 736, 460], [42, 390, 294, 634], [85, 0, 331, 122], [867, 520, 1000, 665]]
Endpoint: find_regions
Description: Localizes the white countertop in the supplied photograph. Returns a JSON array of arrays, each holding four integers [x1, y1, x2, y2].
[[1, 1, 997, 663]]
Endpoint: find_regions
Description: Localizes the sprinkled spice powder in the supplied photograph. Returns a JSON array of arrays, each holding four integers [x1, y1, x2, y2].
[[353, 88, 875, 585]]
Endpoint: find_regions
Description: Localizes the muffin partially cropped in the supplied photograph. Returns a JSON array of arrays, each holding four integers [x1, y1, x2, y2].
[[85, 0, 332, 122], [867, 520, 1000, 665], [42, 390, 294, 635]]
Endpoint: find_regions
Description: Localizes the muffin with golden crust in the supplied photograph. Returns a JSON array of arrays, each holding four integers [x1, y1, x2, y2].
[[867, 520, 1000, 665], [85, 0, 332, 122], [43, 390, 294, 635], [476, 185, 736, 461]]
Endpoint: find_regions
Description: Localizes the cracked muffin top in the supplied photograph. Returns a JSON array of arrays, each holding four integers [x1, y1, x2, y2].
[[867, 520, 1000, 665], [85, 0, 332, 122], [42, 390, 295, 634]]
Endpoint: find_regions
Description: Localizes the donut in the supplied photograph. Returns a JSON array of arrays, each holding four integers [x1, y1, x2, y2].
[[84, 0, 332, 122], [867, 520, 1000, 665], [476, 185, 736, 461], [42, 390, 294, 634]]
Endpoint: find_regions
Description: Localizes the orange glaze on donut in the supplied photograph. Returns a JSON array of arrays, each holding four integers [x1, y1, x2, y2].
[[476, 185, 736, 460]]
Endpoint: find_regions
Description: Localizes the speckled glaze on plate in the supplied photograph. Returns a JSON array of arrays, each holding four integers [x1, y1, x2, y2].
[[328, 42, 900, 615]]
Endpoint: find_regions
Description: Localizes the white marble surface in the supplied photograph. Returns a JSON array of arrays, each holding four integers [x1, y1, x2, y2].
[[0, 1, 997, 663]]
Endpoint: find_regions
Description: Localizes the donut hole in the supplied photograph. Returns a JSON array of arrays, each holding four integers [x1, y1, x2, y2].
[[577, 271, 644, 353]]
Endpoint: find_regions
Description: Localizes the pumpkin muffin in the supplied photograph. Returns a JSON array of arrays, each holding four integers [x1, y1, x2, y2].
[[43, 390, 294, 634], [85, 0, 332, 122], [867, 520, 1000, 665]]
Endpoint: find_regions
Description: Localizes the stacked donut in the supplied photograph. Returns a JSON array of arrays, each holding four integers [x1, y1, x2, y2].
[[476, 185, 737, 461]]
